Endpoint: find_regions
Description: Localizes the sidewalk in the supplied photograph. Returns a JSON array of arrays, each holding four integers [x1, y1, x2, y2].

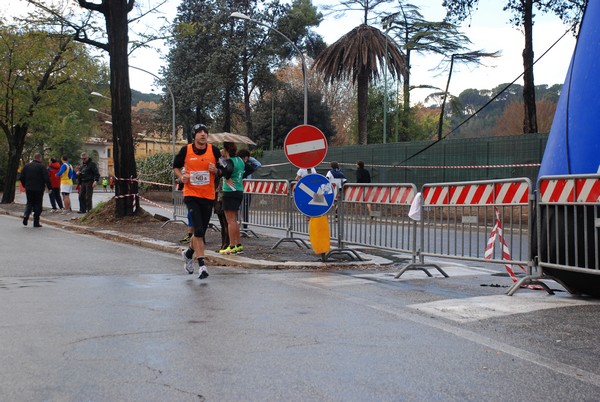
[[0, 199, 396, 271]]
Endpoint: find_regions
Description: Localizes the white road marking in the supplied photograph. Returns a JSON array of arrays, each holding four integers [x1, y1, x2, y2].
[[408, 293, 599, 323]]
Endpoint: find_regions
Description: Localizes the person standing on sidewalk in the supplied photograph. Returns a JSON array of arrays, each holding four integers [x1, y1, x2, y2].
[[173, 124, 220, 279], [237, 149, 261, 231], [19, 153, 51, 227], [295, 167, 316, 181], [219, 142, 255, 255], [56, 155, 75, 213], [356, 160, 372, 217], [47, 158, 64, 212], [76, 152, 100, 214]]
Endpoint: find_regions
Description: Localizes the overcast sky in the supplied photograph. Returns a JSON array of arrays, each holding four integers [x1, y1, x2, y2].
[[2, 0, 577, 104]]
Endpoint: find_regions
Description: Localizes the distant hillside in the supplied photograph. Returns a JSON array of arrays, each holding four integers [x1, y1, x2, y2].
[[131, 89, 161, 106]]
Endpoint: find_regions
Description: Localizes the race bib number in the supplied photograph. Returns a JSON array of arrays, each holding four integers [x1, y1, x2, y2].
[[190, 170, 210, 186]]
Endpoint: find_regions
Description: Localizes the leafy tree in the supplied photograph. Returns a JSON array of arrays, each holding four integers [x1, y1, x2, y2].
[[445, 83, 561, 137], [409, 104, 439, 140], [313, 73, 356, 145], [362, 83, 407, 144], [313, 24, 407, 145], [443, 0, 586, 134], [321, 0, 395, 25], [252, 84, 335, 149], [495, 99, 557, 135], [25, 0, 170, 217], [382, 3, 473, 140], [136, 152, 173, 192], [0, 24, 99, 204], [166, 0, 323, 141], [166, 0, 238, 137]]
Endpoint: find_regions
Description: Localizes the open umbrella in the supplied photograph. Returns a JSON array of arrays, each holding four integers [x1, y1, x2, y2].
[[207, 132, 256, 145]]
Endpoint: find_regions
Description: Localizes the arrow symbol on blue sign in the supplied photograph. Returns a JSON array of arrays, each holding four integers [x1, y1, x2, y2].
[[298, 182, 328, 206]]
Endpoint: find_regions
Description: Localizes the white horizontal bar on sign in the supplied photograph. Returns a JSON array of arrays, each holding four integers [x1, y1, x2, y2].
[[286, 139, 326, 155]]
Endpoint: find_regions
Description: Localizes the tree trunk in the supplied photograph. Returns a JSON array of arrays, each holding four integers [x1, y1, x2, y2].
[[437, 55, 455, 141], [357, 69, 369, 145], [0, 125, 27, 204], [105, 1, 138, 217], [522, 0, 538, 134]]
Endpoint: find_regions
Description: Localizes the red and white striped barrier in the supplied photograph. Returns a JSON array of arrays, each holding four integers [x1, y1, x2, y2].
[[539, 176, 600, 204], [243, 180, 289, 195], [343, 184, 416, 205], [423, 179, 530, 206], [485, 206, 542, 290]]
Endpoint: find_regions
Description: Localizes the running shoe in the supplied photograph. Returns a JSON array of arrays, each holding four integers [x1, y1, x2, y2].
[[198, 265, 209, 279], [179, 233, 192, 244], [219, 246, 236, 255], [182, 250, 194, 274]]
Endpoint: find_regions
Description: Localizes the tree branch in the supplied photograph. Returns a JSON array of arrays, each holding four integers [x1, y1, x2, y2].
[[77, 0, 104, 13]]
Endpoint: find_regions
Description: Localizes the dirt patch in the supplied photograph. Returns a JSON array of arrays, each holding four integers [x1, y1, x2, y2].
[[72, 198, 187, 245]]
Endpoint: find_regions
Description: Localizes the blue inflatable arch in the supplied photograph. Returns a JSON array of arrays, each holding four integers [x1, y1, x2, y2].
[[538, 1, 600, 178]]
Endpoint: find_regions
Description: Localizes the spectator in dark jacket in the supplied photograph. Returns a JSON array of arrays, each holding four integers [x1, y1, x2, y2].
[[76, 152, 100, 214], [19, 153, 51, 227], [356, 160, 371, 183], [356, 160, 373, 217], [47, 158, 64, 212]]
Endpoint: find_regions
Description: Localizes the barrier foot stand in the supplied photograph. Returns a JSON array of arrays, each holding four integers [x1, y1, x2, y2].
[[160, 218, 187, 228], [506, 275, 555, 296], [321, 248, 365, 262], [394, 263, 449, 279], [241, 228, 259, 238], [207, 223, 221, 232], [272, 237, 311, 250]]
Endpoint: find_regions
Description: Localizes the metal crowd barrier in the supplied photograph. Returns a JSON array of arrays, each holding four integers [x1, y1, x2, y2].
[[161, 188, 188, 227], [397, 178, 534, 279], [242, 179, 309, 248], [167, 174, 600, 296], [509, 174, 600, 295], [338, 183, 418, 261]]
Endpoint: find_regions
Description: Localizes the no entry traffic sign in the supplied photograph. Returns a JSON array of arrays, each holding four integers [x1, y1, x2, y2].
[[284, 125, 327, 169], [293, 173, 335, 217]]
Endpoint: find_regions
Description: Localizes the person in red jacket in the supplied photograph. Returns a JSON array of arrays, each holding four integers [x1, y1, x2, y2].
[[47, 158, 64, 212]]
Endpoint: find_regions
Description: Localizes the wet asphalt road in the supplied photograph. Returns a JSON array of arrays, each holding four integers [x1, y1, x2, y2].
[[2, 213, 600, 401]]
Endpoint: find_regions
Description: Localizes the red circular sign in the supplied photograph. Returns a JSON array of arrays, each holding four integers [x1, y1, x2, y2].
[[284, 125, 328, 169]]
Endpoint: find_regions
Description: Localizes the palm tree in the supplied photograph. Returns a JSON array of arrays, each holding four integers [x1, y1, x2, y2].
[[313, 24, 406, 144]]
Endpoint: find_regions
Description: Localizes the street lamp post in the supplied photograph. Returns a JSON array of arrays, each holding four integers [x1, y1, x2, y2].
[[231, 11, 308, 125], [383, 24, 390, 144]]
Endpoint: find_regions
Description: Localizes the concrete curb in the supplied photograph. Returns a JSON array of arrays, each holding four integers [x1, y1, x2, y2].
[[1, 207, 391, 269]]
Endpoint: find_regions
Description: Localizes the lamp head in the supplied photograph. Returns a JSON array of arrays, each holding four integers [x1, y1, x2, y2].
[[231, 12, 250, 20]]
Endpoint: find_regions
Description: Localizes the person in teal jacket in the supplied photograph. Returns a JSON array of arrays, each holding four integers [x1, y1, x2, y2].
[[219, 142, 255, 255]]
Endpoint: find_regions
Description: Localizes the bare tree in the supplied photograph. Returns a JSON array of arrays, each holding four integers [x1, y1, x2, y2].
[[443, 0, 586, 134], [437, 50, 499, 140], [382, 3, 472, 140]]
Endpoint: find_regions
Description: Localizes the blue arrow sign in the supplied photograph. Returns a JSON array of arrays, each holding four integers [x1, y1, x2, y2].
[[293, 173, 335, 217]]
